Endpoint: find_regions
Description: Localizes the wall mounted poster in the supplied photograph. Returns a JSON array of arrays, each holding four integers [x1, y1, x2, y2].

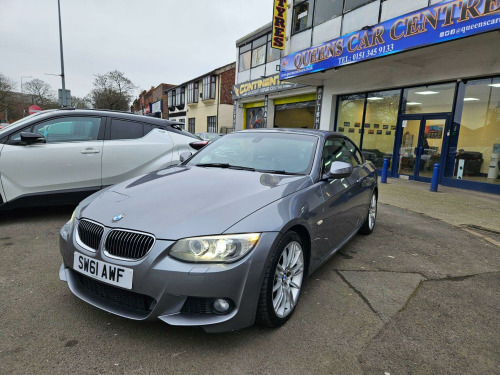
[[377, 130, 382, 135], [344, 122, 350, 127], [383, 125, 389, 129], [338, 127, 344, 132], [374, 124, 379, 129], [391, 125, 396, 130], [348, 128, 355, 133], [368, 129, 375, 134], [386, 131, 392, 135], [246, 107, 265, 129], [365, 123, 371, 128], [355, 122, 361, 128]]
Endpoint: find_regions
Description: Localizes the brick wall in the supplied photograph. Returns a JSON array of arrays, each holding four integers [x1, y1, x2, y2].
[[219, 67, 235, 105]]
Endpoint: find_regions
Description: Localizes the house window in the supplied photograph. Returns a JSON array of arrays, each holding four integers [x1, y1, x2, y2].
[[207, 116, 217, 133], [167, 90, 176, 109], [293, 0, 314, 34], [239, 43, 251, 72], [187, 82, 199, 104], [251, 35, 267, 68], [267, 33, 281, 62], [202, 76, 216, 100], [175, 86, 185, 108], [188, 118, 195, 133], [344, 0, 375, 13]]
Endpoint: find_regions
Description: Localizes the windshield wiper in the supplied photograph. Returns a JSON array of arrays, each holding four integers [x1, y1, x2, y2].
[[196, 163, 256, 172], [257, 169, 303, 175]]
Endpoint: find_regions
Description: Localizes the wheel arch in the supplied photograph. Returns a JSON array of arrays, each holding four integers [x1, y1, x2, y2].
[[283, 223, 312, 277]]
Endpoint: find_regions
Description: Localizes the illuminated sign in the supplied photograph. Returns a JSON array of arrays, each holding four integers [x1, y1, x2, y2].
[[272, 0, 287, 49], [280, 0, 500, 79], [232, 74, 306, 99]]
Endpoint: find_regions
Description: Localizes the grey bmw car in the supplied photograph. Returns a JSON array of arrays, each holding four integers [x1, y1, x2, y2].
[[59, 129, 378, 332]]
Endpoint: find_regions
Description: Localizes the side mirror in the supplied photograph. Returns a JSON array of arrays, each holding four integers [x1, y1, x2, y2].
[[179, 151, 193, 163], [21, 132, 46, 144], [325, 161, 352, 179]]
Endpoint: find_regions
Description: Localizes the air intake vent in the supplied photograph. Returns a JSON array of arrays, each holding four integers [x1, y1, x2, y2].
[[77, 219, 104, 251], [104, 230, 155, 260]]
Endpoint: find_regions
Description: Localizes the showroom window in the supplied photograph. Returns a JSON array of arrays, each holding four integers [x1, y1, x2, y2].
[[314, 0, 343, 26], [251, 35, 267, 68], [293, 0, 314, 34], [202, 76, 216, 100], [207, 116, 217, 133], [362, 90, 400, 168], [344, 0, 375, 13], [454, 77, 500, 184], [188, 118, 195, 133], [336, 94, 365, 147], [187, 82, 198, 104], [403, 82, 456, 114], [239, 43, 251, 72]]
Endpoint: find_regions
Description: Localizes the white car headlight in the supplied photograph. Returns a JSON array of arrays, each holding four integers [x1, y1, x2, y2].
[[169, 233, 261, 263]]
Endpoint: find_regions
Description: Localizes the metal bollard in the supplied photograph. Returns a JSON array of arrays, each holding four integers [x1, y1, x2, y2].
[[430, 163, 439, 192], [381, 158, 389, 183]]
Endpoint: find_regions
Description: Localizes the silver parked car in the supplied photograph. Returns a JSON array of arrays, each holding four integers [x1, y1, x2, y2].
[[59, 129, 378, 332]]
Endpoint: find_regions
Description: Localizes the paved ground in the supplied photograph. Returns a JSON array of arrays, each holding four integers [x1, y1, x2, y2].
[[0, 187, 499, 374]]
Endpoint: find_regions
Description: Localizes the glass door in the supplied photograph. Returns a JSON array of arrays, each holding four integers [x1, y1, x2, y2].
[[397, 115, 449, 181]]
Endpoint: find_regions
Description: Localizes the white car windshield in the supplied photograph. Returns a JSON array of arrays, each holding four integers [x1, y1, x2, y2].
[[186, 132, 318, 175]]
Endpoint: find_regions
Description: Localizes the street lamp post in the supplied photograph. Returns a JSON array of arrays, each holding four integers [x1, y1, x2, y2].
[[20, 75, 32, 117], [57, 0, 67, 107]]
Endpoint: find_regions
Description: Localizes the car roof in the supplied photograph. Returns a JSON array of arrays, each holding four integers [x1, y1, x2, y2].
[[234, 128, 341, 140]]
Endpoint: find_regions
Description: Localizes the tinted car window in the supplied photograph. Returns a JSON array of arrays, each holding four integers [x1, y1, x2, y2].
[[27, 117, 101, 143], [323, 137, 361, 172], [111, 119, 144, 140]]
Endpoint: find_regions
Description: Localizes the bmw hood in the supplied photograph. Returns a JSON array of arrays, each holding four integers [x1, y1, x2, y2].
[[78, 166, 312, 239]]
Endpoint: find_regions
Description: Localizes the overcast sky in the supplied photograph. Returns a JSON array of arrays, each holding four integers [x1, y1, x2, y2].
[[0, 0, 272, 98]]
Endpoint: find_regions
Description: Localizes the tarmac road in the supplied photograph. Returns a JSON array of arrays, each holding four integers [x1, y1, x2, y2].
[[0, 204, 499, 375]]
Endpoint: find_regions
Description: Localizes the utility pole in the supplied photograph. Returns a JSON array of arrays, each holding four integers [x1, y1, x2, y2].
[[58, 0, 67, 107]]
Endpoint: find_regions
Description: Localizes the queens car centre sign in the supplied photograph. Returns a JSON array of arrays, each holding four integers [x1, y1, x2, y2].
[[280, 0, 500, 80]]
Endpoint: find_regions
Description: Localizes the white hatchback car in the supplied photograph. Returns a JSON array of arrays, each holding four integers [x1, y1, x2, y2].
[[0, 109, 204, 209]]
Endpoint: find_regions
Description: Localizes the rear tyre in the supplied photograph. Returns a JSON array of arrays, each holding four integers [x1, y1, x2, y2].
[[359, 192, 377, 235], [257, 231, 305, 328]]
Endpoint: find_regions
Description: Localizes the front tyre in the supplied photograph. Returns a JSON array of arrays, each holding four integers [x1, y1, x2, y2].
[[359, 192, 377, 235], [257, 231, 305, 327]]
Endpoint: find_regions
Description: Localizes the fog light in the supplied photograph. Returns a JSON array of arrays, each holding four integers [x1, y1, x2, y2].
[[212, 298, 230, 313]]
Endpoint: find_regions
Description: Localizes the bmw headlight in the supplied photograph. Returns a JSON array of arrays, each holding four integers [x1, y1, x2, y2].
[[169, 233, 261, 263], [60, 208, 77, 241]]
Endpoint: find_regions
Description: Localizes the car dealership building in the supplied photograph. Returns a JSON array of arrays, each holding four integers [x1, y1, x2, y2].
[[235, 0, 499, 193]]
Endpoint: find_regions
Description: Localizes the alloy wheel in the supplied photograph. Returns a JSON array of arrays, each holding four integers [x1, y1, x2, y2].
[[368, 194, 377, 230]]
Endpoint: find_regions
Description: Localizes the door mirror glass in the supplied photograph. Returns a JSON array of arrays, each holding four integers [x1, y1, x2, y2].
[[327, 161, 352, 179], [20, 132, 46, 144], [179, 151, 192, 163]]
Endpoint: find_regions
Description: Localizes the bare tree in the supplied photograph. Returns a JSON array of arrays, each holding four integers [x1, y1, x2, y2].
[[0, 73, 16, 117], [71, 95, 92, 109], [90, 70, 136, 111], [23, 79, 58, 108]]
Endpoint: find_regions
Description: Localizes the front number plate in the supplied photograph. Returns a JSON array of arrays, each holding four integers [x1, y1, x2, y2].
[[73, 252, 133, 290]]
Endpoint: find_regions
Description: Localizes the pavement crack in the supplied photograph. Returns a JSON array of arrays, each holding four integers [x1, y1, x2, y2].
[[398, 280, 423, 313], [336, 270, 384, 322]]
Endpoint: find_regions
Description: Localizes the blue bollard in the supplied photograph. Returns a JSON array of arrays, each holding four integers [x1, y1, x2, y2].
[[430, 163, 439, 192], [381, 158, 389, 183]]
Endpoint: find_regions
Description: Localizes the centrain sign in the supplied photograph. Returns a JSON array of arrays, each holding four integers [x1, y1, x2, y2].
[[272, 0, 287, 49], [280, 0, 500, 79]]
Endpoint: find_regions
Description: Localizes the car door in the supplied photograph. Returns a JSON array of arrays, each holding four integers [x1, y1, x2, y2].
[[101, 118, 174, 186], [0, 116, 104, 202], [315, 137, 363, 260]]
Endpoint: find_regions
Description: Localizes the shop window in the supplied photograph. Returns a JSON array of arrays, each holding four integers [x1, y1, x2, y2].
[[251, 35, 267, 68], [267, 34, 281, 63], [207, 116, 217, 133], [246, 106, 265, 129], [403, 83, 456, 114], [362, 90, 400, 168], [336, 94, 364, 147], [314, 0, 343, 26], [239, 44, 251, 72], [202, 76, 216, 100], [454, 77, 500, 185], [188, 118, 195, 134], [344, 0, 375, 13], [274, 101, 316, 129], [293, 0, 314, 34], [187, 82, 198, 104]]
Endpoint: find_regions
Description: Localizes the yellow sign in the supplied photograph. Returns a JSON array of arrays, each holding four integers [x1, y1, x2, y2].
[[272, 0, 287, 50]]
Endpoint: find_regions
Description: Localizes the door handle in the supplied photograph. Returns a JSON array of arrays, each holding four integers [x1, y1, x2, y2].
[[81, 148, 100, 154]]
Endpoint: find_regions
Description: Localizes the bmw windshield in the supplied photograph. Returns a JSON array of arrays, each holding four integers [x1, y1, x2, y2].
[[186, 131, 318, 175]]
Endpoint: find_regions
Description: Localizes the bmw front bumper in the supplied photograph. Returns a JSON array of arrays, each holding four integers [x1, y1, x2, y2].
[[59, 221, 279, 333]]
